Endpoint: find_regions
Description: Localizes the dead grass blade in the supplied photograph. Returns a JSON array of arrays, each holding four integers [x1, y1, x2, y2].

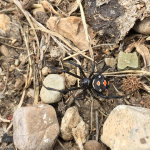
[[77, 0, 94, 60], [102, 70, 150, 76], [13, 0, 40, 48], [141, 82, 150, 93], [35, 27, 93, 61]]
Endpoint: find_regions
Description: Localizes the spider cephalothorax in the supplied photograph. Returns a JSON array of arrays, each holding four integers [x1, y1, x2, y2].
[[43, 61, 136, 100]]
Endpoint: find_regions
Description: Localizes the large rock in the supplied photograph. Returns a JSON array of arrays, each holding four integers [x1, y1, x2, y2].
[[101, 105, 150, 150], [85, 0, 150, 43], [40, 74, 65, 103], [13, 104, 59, 150]]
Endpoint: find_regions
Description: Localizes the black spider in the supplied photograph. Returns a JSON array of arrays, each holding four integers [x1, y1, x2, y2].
[[43, 61, 135, 100]]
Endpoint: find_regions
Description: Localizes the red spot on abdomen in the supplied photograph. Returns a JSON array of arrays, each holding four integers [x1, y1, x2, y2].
[[97, 81, 100, 86], [103, 80, 107, 86]]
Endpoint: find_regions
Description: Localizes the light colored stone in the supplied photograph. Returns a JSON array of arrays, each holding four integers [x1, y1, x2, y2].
[[84, 140, 107, 150], [19, 53, 27, 62], [32, 5, 45, 16], [14, 59, 19, 67], [0, 14, 10, 35], [50, 47, 64, 58], [101, 105, 150, 150], [61, 106, 81, 141], [27, 88, 35, 98], [13, 104, 59, 150], [9, 65, 15, 72], [105, 57, 117, 67], [133, 17, 150, 35], [0, 45, 9, 57], [42, 67, 49, 76], [40, 74, 65, 103]]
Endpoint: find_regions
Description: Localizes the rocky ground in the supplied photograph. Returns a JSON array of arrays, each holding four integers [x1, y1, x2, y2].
[[0, 0, 150, 150]]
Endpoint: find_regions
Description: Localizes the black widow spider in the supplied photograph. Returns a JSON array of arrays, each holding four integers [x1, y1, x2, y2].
[[43, 61, 136, 100]]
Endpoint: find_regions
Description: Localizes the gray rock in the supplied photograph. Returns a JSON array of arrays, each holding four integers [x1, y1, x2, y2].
[[13, 104, 59, 150], [101, 105, 150, 150], [133, 17, 150, 35], [40, 74, 65, 103]]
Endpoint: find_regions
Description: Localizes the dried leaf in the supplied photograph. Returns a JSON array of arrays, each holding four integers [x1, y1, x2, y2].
[[125, 40, 150, 71], [46, 16, 96, 50], [135, 40, 150, 71], [141, 82, 150, 93]]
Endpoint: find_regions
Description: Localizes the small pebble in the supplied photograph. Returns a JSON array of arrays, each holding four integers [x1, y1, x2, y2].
[[0, 45, 9, 57], [84, 140, 107, 150], [42, 67, 49, 76], [105, 57, 117, 67], [9, 65, 15, 72], [101, 105, 150, 150], [32, 5, 45, 16], [50, 47, 64, 58], [19, 53, 27, 62], [15, 59, 19, 67], [40, 74, 65, 103], [0, 14, 11, 35], [27, 88, 34, 98], [13, 104, 59, 150]]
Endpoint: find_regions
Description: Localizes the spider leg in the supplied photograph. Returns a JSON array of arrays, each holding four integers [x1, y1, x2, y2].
[[89, 89, 99, 100], [92, 88, 122, 99], [92, 88, 138, 99], [43, 84, 81, 93], [69, 61, 86, 78], [51, 66, 82, 79], [74, 89, 86, 100], [92, 65, 110, 79], [89, 63, 95, 78]]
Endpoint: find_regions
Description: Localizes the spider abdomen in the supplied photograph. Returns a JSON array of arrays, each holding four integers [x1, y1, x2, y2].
[[92, 75, 109, 92]]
